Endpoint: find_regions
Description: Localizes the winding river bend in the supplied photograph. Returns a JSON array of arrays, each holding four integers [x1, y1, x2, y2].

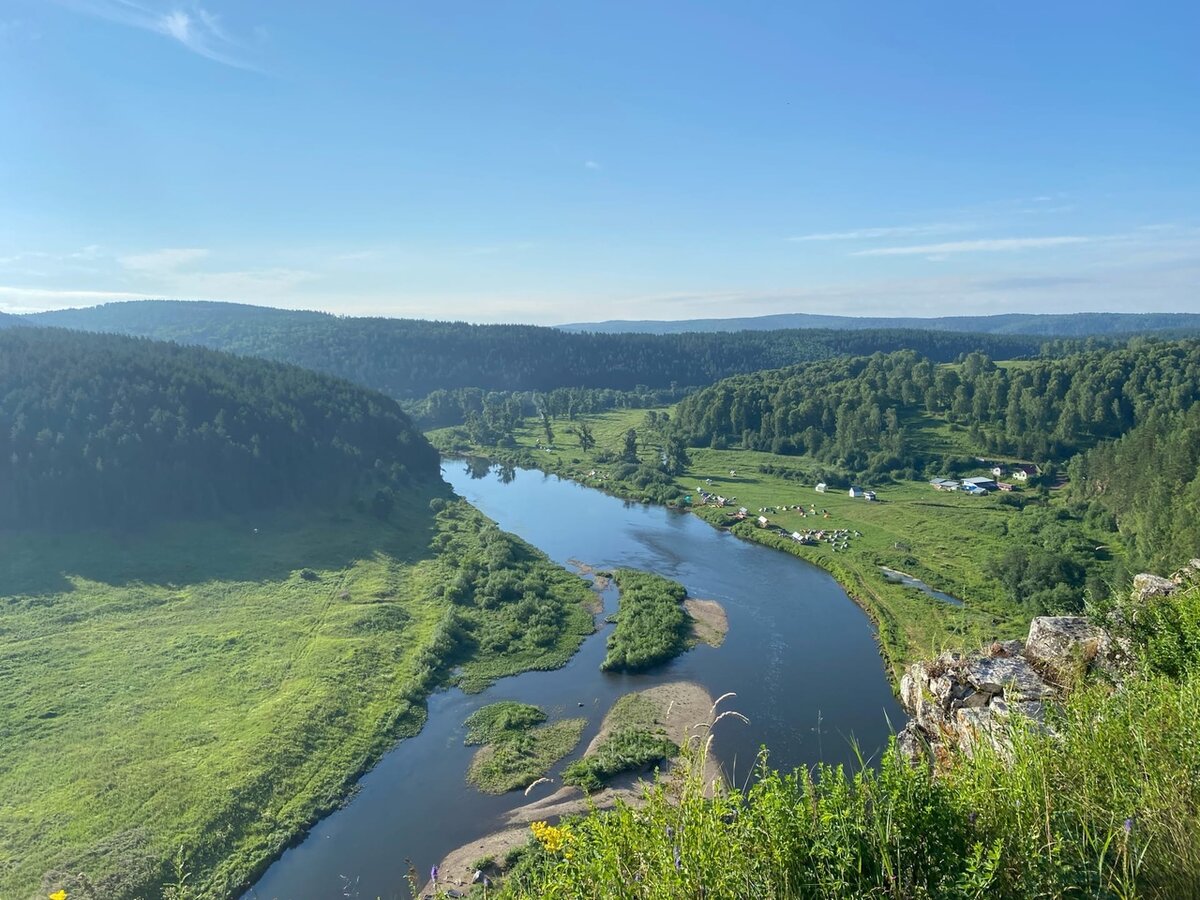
[[247, 460, 903, 900]]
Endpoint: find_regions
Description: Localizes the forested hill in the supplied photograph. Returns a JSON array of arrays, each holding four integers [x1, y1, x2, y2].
[[673, 339, 1200, 477], [25, 300, 1047, 398], [0, 328, 440, 530], [1073, 406, 1200, 571], [0, 312, 21, 329], [560, 311, 1200, 336]]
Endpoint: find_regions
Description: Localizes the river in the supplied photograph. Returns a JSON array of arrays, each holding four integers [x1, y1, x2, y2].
[[246, 459, 903, 899]]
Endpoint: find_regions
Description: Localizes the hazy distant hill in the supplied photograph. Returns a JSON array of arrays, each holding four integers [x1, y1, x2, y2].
[[0, 311, 22, 329], [558, 311, 1200, 336], [23, 300, 1048, 398]]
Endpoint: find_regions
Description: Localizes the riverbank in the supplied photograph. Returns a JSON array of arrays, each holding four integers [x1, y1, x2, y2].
[[418, 682, 720, 895]]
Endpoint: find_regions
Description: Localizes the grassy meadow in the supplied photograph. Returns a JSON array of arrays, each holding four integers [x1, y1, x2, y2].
[[1, 495, 595, 899], [430, 408, 1113, 677]]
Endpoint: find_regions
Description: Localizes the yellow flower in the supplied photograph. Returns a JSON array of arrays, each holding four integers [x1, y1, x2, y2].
[[49, 891, 67, 900], [530, 820, 574, 855]]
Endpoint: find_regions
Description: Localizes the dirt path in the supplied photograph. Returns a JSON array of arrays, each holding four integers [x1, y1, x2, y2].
[[418, 681, 724, 896]]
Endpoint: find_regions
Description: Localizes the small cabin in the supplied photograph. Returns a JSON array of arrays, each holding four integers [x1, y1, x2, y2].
[[757, 515, 770, 527], [848, 486, 866, 498], [815, 482, 827, 493]]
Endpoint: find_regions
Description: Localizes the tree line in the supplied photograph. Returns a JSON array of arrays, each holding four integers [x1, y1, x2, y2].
[[0, 328, 440, 530], [672, 339, 1200, 478], [28, 300, 1053, 398]]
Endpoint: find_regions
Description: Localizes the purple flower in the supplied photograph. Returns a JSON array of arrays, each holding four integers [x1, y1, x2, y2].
[[673, 846, 682, 871], [968, 811, 977, 826], [431, 864, 439, 882], [1123, 818, 1134, 836], [665, 826, 674, 839]]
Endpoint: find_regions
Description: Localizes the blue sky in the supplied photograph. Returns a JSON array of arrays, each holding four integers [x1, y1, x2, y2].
[[1, 2, 1197, 323]]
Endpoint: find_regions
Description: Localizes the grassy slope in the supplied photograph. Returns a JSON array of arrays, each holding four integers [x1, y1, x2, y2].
[[430, 409, 1111, 678], [1, 496, 595, 899]]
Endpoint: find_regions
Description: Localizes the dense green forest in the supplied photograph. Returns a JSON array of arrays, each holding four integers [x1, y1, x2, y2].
[[1073, 405, 1200, 572], [26, 300, 1050, 398], [673, 339, 1200, 478], [0, 328, 439, 529], [560, 310, 1200, 336]]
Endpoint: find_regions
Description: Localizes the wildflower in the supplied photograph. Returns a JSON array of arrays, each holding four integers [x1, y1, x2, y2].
[[1123, 817, 1134, 835], [531, 820, 574, 855], [431, 864, 439, 884], [49, 892, 67, 900], [968, 811, 977, 826], [673, 846, 682, 871]]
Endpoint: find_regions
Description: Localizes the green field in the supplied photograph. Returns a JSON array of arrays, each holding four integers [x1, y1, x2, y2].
[[0, 495, 595, 899], [430, 408, 1114, 677]]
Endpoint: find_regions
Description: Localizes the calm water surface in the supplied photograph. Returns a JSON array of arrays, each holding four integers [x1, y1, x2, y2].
[[247, 460, 903, 899]]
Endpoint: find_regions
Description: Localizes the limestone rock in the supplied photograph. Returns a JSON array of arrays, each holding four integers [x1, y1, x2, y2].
[[1024, 616, 1107, 683], [1132, 573, 1176, 602], [895, 721, 927, 767], [962, 655, 1055, 702]]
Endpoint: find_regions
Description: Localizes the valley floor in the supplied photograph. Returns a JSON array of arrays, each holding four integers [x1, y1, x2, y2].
[[0, 492, 595, 899], [430, 408, 1115, 678]]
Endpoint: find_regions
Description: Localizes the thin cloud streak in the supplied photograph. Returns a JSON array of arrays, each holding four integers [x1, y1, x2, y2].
[[54, 0, 257, 69], [789, 223, 969, 242], [853, 236, 1092, 257]]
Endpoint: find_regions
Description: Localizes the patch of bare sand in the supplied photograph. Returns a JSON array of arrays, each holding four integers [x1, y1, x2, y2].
[[420, 681, 725, 895], [684, 597, 728, 648]]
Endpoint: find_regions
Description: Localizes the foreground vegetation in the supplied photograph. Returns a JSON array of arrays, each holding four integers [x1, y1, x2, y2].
[[464, 703, 586, 794], [3, 498, 595, 899], [496, 579, 1200, 898], [602, 570, 690, 672], [561, 694, 679, 793]]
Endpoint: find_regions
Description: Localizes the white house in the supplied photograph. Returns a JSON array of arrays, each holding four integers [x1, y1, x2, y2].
[[848, 486, 866, 498], [1012, 465, 1038, 482], [962, 476, 997, 491], [815, 482, 828, 493]]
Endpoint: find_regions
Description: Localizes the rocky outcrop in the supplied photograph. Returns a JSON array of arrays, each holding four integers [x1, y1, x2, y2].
[[898, 611, 1131, 764], [898, 567, 1190, 765], [898, 639, 1055, 762]]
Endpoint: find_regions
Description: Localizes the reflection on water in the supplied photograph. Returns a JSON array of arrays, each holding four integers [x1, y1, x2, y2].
[[247, 459, 903, 900]]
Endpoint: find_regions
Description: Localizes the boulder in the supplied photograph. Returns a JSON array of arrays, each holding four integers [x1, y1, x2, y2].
[[1024, 616, 1108, 684], [1132, 573, 1176, 602], [962, 655, 1055, 702]]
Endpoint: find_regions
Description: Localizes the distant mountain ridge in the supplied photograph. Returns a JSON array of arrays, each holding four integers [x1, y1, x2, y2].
[[558, 311, 1200, 336], [20, 300, 1050, 398]]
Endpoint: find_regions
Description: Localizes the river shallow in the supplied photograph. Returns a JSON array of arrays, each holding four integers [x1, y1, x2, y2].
[[246, 459, 903, 900]]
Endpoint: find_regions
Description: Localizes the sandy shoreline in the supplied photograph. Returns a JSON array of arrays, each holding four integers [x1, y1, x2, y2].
[[684, 597, 729, 648], [418, 681, 722, 896]]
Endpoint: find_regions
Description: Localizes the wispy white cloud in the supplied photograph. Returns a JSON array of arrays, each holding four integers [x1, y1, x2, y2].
[[852, 236, 1092, 257], [119, 247, 209, 272], [788, 223, 969, 242], [54, 1, 257, 69]]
